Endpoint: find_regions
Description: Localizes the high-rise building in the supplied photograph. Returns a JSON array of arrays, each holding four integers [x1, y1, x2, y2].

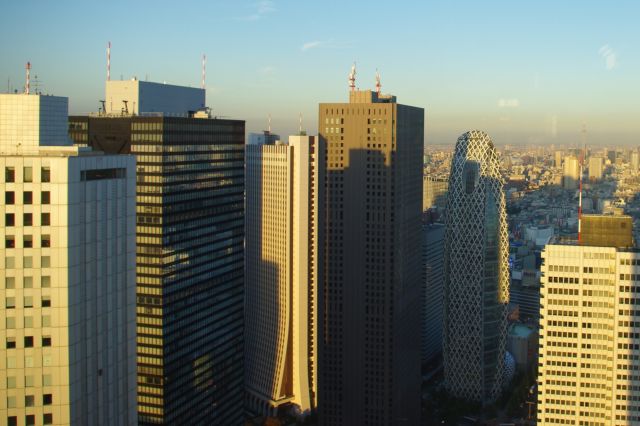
[[245, 134, 323, 417], [318, 88, 423, 425], [247, 131, 280, 146], [443, 130, 509, 404], [423, 175, 449, 211], [422, 223, 445, 366], [588, 156, 603, 182], [68, 81, 245, 425], [631, 150, 639, 171], [1, 93, 137, 424], [554, 150, 563, 168], [563, 155, 580, 190], [538, 216, 640, 424]]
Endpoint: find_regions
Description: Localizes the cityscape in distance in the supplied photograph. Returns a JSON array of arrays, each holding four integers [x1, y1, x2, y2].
[[1, 1, 640, 425]]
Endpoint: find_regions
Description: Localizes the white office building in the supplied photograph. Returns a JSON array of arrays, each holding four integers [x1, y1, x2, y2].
[[0, 93, 137, 425]]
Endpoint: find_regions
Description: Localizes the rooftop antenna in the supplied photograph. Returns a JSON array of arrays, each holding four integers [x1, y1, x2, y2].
[[299, 112, 303, 134], [201, 54, 206, 89], [375, 69, 381, 95], [107, 41, 111, 81], [99, 100, 106, 114], [268, 114, 271, 134], [578, 122, 586, 244], [348, 62, 356, 91], [25, 62, 31, 94], [122, 100, 129, 114]]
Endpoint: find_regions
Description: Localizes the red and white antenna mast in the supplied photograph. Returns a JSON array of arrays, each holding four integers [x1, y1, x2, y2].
[[578, 123, 586, 244], [375, 69, 381, 95], [25, 62, 31, 94], [348, 62, 356, 91], [107, 42, 111, 81], [201, 54, 206, 90]]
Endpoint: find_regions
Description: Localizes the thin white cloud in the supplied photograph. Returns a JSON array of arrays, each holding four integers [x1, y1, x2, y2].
[[599, 44, 617, 70], [239, 0, 276, 21], [300, 39, 355, 52], [259, 66, 276, 75], [497, 98, 519, 108]]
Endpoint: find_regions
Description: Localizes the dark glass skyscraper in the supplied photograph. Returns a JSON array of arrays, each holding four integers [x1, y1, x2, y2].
[[443, 130, 509, 405], [69, 114, 245, 425], [318, 88, 423, 425]]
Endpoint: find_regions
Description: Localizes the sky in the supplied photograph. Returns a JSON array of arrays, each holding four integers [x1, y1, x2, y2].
[[1, 0, 639, 146]]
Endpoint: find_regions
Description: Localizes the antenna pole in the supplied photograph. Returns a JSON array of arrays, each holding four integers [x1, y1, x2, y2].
[[201, 54, 206, 89], [25, 62, 31, 94], [107, 42, 111, 81], [375, 69, 381, 95], [268, 114, 271, 134], [348, 62, 356, 91], [299, 112, 303, 134]]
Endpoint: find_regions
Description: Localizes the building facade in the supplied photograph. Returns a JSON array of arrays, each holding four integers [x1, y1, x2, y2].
[[443, 130, 509, 404], [538, 239, 640, 424], [422, 223, 445, 366], [68, 110, 245, 425], [318, 89, 423, 425], [588, 156, 603, 182], [1, 94, 137, 425], [423, 176, 448, 211], [563, 155, 580, 190], [245, 135, 323, 417]]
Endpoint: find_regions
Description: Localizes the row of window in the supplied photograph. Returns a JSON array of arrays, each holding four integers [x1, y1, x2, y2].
[[6, 235, 51, 248], [4, 213, 50, 226], [4, 276, 51, 288], [4, 167, 50, 183], [7, 393, 53, 407], [6, 336, 52, 348], [5, 296, 51, 308], [7, 413, 53, 426], [6, 256, 51, 268], [5, 191, 50, 204]]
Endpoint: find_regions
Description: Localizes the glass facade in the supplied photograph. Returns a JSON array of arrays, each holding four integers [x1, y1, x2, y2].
[[69, 115, 245, 425]]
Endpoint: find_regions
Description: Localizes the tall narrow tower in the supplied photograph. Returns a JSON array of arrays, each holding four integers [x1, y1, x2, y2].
[[318, 84, 423, 425], [443, 130, 509, 404]]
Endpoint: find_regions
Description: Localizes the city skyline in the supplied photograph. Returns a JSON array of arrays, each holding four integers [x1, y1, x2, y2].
[[1, 1, 639, 145]]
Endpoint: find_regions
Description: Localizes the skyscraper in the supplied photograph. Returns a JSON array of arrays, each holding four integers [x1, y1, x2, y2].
[[563, 155, 580, 190], [443, 130, 509, 404], [1, 93, 137, 424], [422, 222, 445, 366], [318, 87, 423, 425], [245, 134, 323, 417], [68, 81, 245, 425], [538, 215, 639, 424], [588, 156, 603, 182]]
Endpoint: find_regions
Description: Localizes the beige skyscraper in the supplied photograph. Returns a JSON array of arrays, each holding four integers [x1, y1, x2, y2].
[[563, 155, 580, 190], [588, 156, 603, 182], [538, 215, 640, 424], [245, 134, 324, 418], [318, 84, 423, 425], [0, 93, 137, 425]]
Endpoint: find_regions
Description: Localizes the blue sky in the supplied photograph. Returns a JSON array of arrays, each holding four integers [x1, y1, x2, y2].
[[1, 0, 638, 146]]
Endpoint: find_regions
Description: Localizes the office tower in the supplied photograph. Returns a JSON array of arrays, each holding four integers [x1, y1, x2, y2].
[[443, 130, 509, 404], [68, 81, 245, 425], [631, 150, 639, 171], [423, 176, 449, 211], [1, 93, 136, 424], [245, 134, 323, 417], [588, 156, 603, 182], [247, 131, 280, 146], [554, 150, 563, 168], [538, 215, 639, 424], [318, 87, 423, 425], [422, 223, 445, 366], [562, 155, 580, 190]]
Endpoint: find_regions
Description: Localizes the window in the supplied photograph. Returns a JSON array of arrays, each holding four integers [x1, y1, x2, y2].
[[24, 316, 33, 327], [6, 277, 15, 289], [6, 317, 15, 329], [42, 296, 51, 307], [41, 191, 50, 204], [5, 213, 15, 226], [6, 297, 15, 308], [43, 354, 52, 366], [6, 337, 16, 349], [24, 256, 33, 268], [25, 375, 34, 387], [24, 276, 33, 288], [26, 415, 35, 426], [23, 191, 33, 204], [5, 257, 15, 268], [42, 315, 51, 327], [42, 374, 52, 386], [6, 167, 15, 182], [24, 336, 34, 347], [41, 213, 50, 226], [43, 394, 52, 405], [24, 235, 33, 248], [42, 336, 51, 347], [23, 213, 33, 226], [24, 296, 33, 308], [5, 191, 14, 204], [7, 396, 16, 408], [25, 356, 34, 367], [8, 417, 17, 426], [5, 236, 15, 248], [41, 256, 50, 267], [24, 166, 33, 182], [25, 395, 35, 407], [41, 276, 51, 287], [7, 376, 16, 388], [43, 414, 53, 425], [42, 235, 51, 247], [41, 167, 50, 182]]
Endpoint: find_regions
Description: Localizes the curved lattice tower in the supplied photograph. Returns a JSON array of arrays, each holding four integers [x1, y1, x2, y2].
[[443, 130, 509, 404]]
